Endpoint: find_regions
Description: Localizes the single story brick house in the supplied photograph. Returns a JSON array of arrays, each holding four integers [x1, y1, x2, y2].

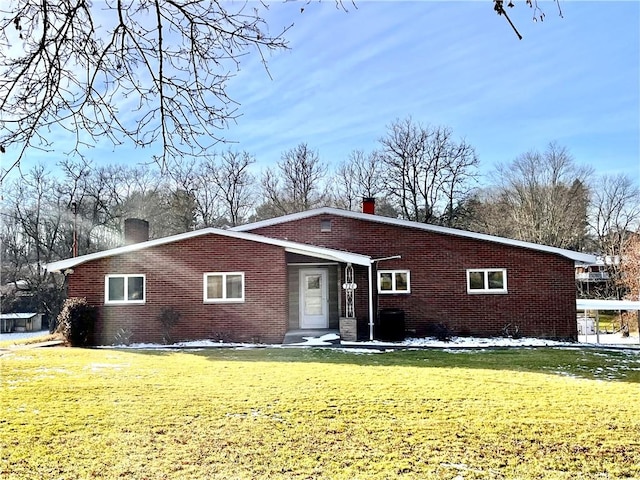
[[46, 201, 596, 345]]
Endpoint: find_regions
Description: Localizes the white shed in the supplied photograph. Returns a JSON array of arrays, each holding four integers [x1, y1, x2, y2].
[[0, 313, 43, 333]]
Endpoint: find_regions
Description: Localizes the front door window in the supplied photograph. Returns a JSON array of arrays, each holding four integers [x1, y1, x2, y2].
[[304, 274, 323, 316]]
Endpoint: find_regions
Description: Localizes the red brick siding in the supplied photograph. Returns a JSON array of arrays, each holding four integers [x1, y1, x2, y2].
[[67, 235, 288, 345], [247, 215, 578, 340]]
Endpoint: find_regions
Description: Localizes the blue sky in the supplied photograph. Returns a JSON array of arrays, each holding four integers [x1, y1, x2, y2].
[[3, 1, 639, 183]]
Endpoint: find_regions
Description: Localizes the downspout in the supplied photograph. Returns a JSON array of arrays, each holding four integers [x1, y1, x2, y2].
[[368, 262, 374, 341]]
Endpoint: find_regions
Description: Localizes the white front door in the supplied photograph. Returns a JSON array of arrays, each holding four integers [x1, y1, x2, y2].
[[299, 269, 329, 328]]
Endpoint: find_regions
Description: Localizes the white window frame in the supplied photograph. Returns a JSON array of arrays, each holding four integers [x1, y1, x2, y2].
[[466, 269, 508, 294], [377, 270, 411, 294], [320, 218, 332, 232], [105, 274, 146, 304], [203, 272, 245, 303]]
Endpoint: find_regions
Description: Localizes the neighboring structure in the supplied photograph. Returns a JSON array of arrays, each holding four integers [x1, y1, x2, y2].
[[46, 204, 597, 345], [575, 255, 618, 297], [0, 312, 43, 333]]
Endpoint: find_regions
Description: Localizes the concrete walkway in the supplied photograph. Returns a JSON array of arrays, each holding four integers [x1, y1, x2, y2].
[[282, 329, 340, 345]]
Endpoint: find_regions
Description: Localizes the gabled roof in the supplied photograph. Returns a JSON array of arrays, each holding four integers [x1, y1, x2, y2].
[[232, 207, 597, 264], [45, 227, 372, 273]]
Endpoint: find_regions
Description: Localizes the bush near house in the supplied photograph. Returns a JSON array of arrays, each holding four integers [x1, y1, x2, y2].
[[55, 297, 97, 347]]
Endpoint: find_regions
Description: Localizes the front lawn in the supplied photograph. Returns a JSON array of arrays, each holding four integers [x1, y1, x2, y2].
[[1, 346, 639, 479]]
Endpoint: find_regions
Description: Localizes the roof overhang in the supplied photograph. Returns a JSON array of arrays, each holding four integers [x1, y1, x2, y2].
[[284, 246, 370, 266], [45, 227, 371, 273], [577, 299, 640, 311]]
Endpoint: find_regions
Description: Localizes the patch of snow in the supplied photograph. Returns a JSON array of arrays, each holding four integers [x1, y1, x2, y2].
[[86, 363, 129, 372], [95, 332, 640, 352], [289, 333, 341, 346], [113, 340, 261, 349], [579, 333, 640, 346], [333, 348, 385, 355], [342, 336, 575, 349], [3, 326, 639, 350], [0, 330, 50, 342]]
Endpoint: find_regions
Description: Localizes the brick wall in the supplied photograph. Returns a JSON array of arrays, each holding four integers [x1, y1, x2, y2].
[[245, 214, 579, 340], [67, 234, 289, 345]]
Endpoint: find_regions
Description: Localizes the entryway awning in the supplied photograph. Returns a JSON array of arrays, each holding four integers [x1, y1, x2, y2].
[[284, 245, 370, 267], [577, 299, 640, 311]]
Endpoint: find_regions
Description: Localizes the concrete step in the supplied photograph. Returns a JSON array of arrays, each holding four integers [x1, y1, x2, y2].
[[282, 329, 341, 345]]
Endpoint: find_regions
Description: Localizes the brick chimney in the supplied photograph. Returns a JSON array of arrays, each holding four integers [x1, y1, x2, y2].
[[362, 197, 375, 215], [124, 218, 150, 245]]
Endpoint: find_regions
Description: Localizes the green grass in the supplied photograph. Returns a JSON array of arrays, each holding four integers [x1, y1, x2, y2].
[[2, 347, 640, 479]]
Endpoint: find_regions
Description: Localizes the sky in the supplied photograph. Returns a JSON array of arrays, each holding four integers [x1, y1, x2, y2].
[[2, 0, 639, 184]]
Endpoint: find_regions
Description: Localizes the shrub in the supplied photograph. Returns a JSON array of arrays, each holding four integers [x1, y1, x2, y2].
[[501, 323, 521, 339], [56, 297, 97, 347], [211, 330, 232, 343], [432, 322, 452, 342], [113, 328, 134, 346], [157, 307, 181, 344]]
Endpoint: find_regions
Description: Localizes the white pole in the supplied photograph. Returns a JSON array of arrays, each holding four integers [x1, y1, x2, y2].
[[368, 263, 374, 341]]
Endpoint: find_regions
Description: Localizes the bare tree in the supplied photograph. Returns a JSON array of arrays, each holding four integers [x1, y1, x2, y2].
[[589, 173, 640, 254], [165, 158, 218, 228], [0, 164, 66, 317], [213, 150, 257, 227], [259, 143, 328, 217], [378, 117, 479, 226], [332, 150, 385, 210], [0, 1, 291, 179], [58, 159, 129, 253], [166, 152, 256, 228], [586, 173, 640, 297], [491, 142, 591, 249]]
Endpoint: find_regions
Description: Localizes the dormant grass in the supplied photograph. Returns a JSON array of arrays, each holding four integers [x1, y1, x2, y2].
[[1, 346, 639, 479]]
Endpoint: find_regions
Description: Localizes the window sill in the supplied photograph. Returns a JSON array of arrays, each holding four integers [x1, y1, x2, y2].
[[467, 290, 508, 295], [204, 299, 245, 304], [105, 301, 146, 305]]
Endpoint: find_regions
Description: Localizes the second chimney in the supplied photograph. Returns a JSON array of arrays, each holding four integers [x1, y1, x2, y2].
[[124, 218, 150, 245], [362, 197, 375, 215]]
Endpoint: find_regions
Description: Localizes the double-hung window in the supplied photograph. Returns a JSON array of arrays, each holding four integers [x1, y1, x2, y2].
[[378, 270, 410, 294], [204, 272, 245, 303], [105, 274, 145, 304], [467, 269, 507, 294]]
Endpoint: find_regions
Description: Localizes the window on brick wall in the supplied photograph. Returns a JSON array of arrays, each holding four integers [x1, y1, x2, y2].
[[466, 269, 507, 294], [204, 272, 245, 303], [320, 219, 332, 232], [105, 274, 145, 304], [377, 270, 410, 294]]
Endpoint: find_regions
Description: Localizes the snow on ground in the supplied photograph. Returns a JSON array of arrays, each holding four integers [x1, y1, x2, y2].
[[2, 330, 639, 350], [120, 332, 640, 351], [0, 330, 51, 342], [579, 333, 640, 347], [289, 333, 341, 346]]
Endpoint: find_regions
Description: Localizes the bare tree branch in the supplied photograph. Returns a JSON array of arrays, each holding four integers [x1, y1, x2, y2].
[[0, 0, 291, 180]]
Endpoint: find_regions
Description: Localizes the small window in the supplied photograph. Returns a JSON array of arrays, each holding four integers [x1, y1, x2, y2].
[[377, 270, 410, 294], [204, 272, 245, 303], [467, 269, 507, 294], [105, 274, 145, 304], [320, 219, 332, 232]]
